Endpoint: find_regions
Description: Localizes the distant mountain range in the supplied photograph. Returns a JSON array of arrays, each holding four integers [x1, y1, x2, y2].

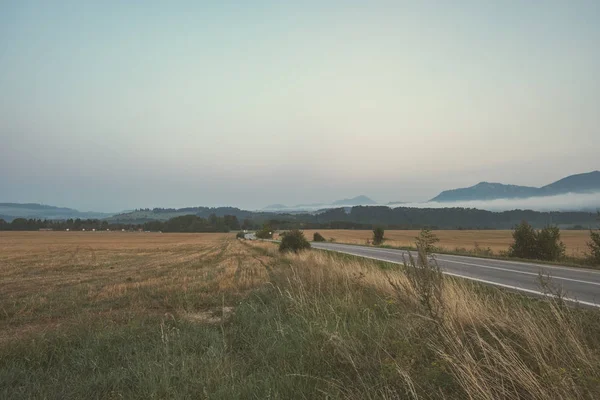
[[264, 195, 377, 211], [2, 172, 598, 222], [0, 203, 113, 222], [430, 171, 600, 202]]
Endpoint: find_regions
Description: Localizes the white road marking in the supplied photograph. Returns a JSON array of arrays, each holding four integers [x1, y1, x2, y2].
[[313, 247, 600, 308], [436, 258, 600, 287]]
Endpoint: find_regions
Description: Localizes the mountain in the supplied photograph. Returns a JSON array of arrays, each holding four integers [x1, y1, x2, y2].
[[331, 195, 377, 206], [262, 196, 377, 211], [431, 183, 539, 202], [264, 204, 288, 210], [430, 171, 600, 203], [0, 203, 114, 222], [540, 171, 600, 196]]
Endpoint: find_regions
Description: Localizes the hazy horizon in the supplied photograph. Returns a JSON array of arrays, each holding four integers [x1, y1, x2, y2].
[[2, 2, 599, 212]]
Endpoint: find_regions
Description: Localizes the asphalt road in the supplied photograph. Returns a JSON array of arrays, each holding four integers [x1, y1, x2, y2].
[[310, 242, 600, 307]]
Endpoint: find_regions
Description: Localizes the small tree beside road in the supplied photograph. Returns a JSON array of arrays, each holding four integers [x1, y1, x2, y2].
[[373, 227, 385, 245], [509, 221, 565, 261], [256, 225, 273, 239], [588, 212, 600, 265], [313, 232, 326, 242], [279, 230, 311, 253]]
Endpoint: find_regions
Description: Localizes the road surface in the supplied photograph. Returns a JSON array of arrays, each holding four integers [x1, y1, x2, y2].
[[310, 242, 600, 307]]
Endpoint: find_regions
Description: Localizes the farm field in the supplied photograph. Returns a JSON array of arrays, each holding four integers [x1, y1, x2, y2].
[[1, 232, 599, 399], [299, 229, 592, 257]]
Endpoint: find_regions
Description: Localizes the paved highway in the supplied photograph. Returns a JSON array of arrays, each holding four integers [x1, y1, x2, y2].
[[310, 242, 600, 307]]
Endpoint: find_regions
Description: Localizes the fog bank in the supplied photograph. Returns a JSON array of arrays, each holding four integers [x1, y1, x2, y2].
[[393, 192, 600, 212]]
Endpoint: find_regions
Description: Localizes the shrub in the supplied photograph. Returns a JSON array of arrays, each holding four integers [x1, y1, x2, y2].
[[536, 225, 566, 261], [255, 225, 273, 239], [415, 228, 439, 253], [473, 242, 493, 256], [391, 228, 444, 320], [589, 229, 600, 265], [508, 221, 565, 261], [236, 231, 245, 239], [313, 232, 326, 242], [279, 230, 311, 253], [508, 221, 538, 259], [372, 227, 385, 245]]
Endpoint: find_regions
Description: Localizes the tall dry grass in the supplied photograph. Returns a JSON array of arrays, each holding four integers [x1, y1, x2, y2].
[[259, 244, 600, 399]]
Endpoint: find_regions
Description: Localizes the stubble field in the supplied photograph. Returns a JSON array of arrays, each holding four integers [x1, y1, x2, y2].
[[299, 229, 592, 257], [2, 231, 599, 399]]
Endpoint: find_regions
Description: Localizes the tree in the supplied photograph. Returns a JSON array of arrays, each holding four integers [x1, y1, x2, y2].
[[223, 215, 240, 230], [508, 221, 538, 259], [255, 224, 273, 239], [242, 219, 254, 230], [373, 227, 385, 245], [415, 228, 440, 254], [536, 226, 566, 261], [313, 232, 326, 242], [279, 229, 311, 253], [509, 221, 565, 261], [589, 230, 600, 264], [588, 212, 600, 265]]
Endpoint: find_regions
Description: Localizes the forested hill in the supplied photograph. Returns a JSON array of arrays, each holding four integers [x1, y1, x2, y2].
[[314, 206, 598, 230]]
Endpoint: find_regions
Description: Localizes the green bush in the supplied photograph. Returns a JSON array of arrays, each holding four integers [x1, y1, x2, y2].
[[255, 225, 273, 239], [508, 221, 565, 261], [509, 221, 539, 259], [236, 231, 245, 239], [313, 232, 326, 242], [279, 230, 311, 253], [536, 226, 566, 261], [372, 227, 385, 245]]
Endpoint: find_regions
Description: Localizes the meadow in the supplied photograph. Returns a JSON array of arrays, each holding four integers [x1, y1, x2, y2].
[[1, 232, 599, 399], [300, 229, 592, 258]]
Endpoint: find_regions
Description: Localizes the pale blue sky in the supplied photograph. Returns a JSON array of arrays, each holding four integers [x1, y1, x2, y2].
[[1, 1, 599, 211]]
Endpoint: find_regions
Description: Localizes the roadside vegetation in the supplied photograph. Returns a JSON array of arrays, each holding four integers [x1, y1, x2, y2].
[[313, 232, 326, 242], [279, 229, 311, 253], [588, 213, 600, 265], [508, 221, 566, 261], [255, 224, 273, 239], [372, 226, 385, 245], [2, 232, 599, 399], [301, 226, 600, 268]]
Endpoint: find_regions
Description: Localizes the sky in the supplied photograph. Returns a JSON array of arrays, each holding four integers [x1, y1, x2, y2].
[[1, 1, 599, 212]]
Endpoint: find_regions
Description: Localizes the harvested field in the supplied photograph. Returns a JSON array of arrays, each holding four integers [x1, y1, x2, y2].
[[2, 232, 599, 399], [0, 232, 266, 344], [299, 229, 592, 257]]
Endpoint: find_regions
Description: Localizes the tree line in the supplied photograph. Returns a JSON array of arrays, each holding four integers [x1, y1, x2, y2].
[[107, 205, 599, 230], [0, 214, 242, 233]]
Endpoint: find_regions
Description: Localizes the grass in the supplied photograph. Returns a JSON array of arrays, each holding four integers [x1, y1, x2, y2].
[[1, 232, 599, 399]]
